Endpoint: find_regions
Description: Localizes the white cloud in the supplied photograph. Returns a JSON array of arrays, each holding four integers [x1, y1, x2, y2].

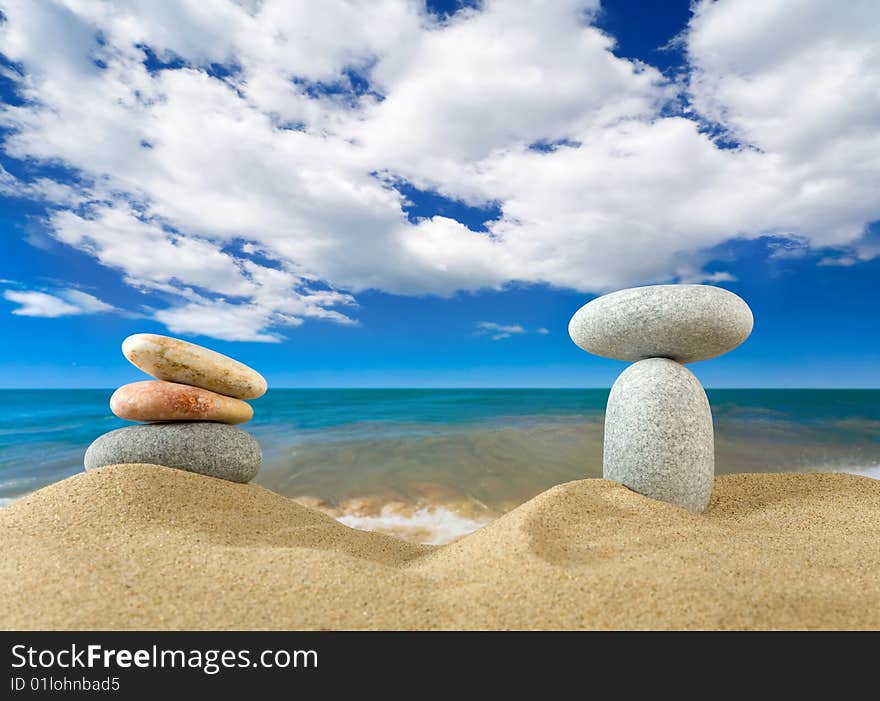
[[60, 289, 116, 313], [474, 322, 553, 340], [0, 0, 877, 341], [3, 288, 115, 317], [0, 164, 82, 205], [818, 227, 880, 266], [154, 298, 289, 343], [685, 0, 880, 246], [475, 321, 527, 341], [50, 206, 254, 296], [48, 203, 358, 337]]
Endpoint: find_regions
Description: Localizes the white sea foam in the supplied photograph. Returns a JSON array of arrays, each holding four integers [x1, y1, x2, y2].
[[0, 477, 31, 491], [0, 497, 17, 508], [834, 465, 880, 480], [337, 507, 492, 546]]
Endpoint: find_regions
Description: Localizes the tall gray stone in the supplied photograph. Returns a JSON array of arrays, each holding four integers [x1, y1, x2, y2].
[[603, 358, 714, 512]]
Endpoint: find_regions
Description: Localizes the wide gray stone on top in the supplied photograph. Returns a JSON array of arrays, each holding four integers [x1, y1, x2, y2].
[[84, 422, 261, 483], [603, 357, 714, 512], [568, 284, 753, 363]]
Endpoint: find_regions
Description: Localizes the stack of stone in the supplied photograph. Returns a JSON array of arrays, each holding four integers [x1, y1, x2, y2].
[[568, 284, 753, 512], [84, 333, 266, 483]]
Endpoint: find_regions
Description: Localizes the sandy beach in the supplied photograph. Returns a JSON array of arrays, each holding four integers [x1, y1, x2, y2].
[[1, 464, 878, 630]]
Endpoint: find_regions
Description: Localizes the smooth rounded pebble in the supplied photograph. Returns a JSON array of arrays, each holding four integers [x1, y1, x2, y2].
[[122, 333, 267, 399], [568, 284, 753, 363], [110, 381, 253, 424], [603, 357, 714, 512], [84, 423, 262, 483]]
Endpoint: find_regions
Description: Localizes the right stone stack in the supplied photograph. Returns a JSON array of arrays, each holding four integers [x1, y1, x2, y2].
[[568, 285, 753, 512]]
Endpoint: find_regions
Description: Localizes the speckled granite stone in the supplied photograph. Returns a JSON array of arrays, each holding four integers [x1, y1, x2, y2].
[[603, 358, 714, 512], [568, 284, 753, 363], [84, 422, 262, 483]]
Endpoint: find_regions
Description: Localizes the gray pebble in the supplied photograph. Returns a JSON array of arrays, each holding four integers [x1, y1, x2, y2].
[[84, 422, 262, 483], [603, 358, 714, 512], [569, 284, 753, 363]]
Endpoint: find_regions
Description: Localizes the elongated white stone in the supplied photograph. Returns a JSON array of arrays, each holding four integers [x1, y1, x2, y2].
[[603, 357, 714, 512], [122, 333, 267, 399]]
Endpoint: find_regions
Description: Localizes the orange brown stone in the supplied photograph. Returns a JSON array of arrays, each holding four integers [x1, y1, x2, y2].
[[110, 381, 253, 424]]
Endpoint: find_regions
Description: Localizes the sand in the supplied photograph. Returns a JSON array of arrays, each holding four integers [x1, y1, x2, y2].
[[1, 464, 878, 630]]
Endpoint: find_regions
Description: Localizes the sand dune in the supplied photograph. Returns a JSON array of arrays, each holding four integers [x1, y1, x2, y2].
[[1, 464, 878, 630]]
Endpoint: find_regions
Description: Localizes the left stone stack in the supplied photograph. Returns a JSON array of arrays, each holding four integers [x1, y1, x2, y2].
[[84, 334, 267, 483]]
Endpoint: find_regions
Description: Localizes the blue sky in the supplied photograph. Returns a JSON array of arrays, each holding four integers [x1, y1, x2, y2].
[[0, 0, 878, 388]]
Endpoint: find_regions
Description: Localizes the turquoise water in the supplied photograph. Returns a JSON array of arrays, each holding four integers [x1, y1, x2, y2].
[[2, 389, 879, 540]]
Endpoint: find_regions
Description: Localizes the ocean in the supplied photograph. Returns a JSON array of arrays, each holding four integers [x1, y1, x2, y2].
[[1, 389, 878, 543]]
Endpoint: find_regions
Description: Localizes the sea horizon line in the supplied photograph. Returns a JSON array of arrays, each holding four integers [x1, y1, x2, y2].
[[0, 386, 878, 392]]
